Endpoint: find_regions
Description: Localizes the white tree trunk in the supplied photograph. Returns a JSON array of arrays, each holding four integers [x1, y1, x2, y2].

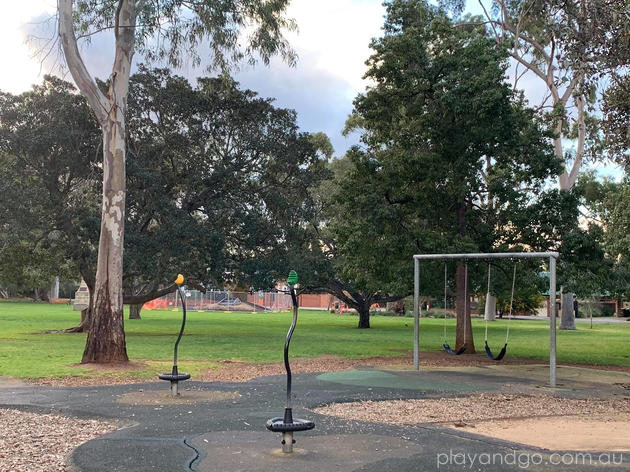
[[82, 117, 128, 361], [558, 94, 586, 190], [50, 276, 60, 299], [484, 293, 497, 321], [560, 293, 577, 330], [59, 0, 136, 362]]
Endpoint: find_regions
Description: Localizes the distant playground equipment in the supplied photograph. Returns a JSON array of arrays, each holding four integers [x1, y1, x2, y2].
[[158, 274, 191, 396], [217, 294, 242, 306], [266, 270, 315, 453], [483, 262, 517, 361], [143, 288, 291, 313], [413, 252, 560, 387]]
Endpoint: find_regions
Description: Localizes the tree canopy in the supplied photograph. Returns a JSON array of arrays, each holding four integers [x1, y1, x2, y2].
[[124, 67, 330, 294], [0, 77, 101, 298], [0, 70, 330, 322], [331, 0, 560, 338], [439, 0, 630, 189]]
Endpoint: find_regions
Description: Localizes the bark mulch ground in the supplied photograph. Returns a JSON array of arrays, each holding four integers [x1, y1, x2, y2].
[[28, 353, 630, 387], [314, 393, 630, 426], [314, 394, 630, 452], [0, 408, 117, 472], [3, 356, 630, 470]]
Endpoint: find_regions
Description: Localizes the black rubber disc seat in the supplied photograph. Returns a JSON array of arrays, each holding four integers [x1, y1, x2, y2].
[[266, 417, 315, 432], [159, 365, 190, 382], [266, 407, 314, 432], [158, 372, 191, 381]]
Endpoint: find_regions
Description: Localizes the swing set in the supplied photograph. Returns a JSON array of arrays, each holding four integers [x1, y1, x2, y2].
[[413, 252, 560, 387], [441, 262, 516, 360]]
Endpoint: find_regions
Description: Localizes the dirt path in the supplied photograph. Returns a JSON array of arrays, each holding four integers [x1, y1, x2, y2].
[[458, 415, 630, 452]]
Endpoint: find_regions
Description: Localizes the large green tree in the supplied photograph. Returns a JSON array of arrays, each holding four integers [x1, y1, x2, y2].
[[335, 0, 559, 342], [124, 68, 330, 302], [581, 176, 630, 311], [58, 0, 296, 362], [280, 155, 405, 329], [0, 72, 330, 336], [0, 77, 101, 305]]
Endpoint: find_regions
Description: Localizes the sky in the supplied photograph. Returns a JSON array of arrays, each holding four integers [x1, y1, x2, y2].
[[1, 0, 386, 155], [0, 1, 623, 178]]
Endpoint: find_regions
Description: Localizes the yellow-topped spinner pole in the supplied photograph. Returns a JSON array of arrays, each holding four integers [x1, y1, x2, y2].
[[158, 274, 191, 395]]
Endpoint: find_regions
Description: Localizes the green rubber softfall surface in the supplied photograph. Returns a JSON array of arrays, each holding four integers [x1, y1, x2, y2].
[[317, 369, 494, 392]]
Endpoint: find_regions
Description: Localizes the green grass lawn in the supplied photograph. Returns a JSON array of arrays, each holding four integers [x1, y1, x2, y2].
[[0, 301, 628, 380]]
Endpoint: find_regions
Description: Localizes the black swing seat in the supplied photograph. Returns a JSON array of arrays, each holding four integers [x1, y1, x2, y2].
[[266, 408, 315, 432], [484, 341, 507, 361], [158, 366, 191, 382], [443, 343, 466, 355]]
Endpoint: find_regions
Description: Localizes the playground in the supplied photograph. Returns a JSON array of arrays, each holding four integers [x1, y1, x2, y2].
[[2, 0, 629, 468], [1, 360, 629, 471], [0, 271, 629, 471]]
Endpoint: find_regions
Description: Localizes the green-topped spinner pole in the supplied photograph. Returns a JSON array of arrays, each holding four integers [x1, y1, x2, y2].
[[284, 270, 299, 452], [284, 270, 298, 409]]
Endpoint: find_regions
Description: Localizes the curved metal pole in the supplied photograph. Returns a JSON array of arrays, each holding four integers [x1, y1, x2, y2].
[[284, 285, 298, 409], [173, 285, 187, 369]]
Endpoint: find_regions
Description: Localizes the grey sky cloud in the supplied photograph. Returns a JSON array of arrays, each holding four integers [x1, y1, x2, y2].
[[20, 3, 379, 157], [233, 59, 360, 155], [10, 1, 619, 178]]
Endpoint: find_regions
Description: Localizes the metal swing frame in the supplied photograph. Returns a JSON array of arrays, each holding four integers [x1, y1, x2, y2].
[[413, 252, 559, 387]]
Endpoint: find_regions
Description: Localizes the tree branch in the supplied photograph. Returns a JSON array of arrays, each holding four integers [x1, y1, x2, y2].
[[123, 283, 176, 305], [476, 0, 500, 40], [566, 94, 586, 188], [58, 0, 109, 125], [508, 51, 556, 99], [560, 75, 580, 105], [109, 0, 137, 110]]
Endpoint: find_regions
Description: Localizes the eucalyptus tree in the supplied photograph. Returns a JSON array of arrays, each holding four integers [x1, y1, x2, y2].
[[602, 76, 630, 165], [57, 0, 296, 362], [440, 0, 630, 189]]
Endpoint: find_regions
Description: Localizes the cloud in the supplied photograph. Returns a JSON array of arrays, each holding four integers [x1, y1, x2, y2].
[[6, 1, 622, 178], [9, 1, 385, 156], [283, 0, 385, 93], [233, 55, 357, 156], [192, 0, 386, 155], [17, 9, 116, 90], [0, 4, 57, 93]]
